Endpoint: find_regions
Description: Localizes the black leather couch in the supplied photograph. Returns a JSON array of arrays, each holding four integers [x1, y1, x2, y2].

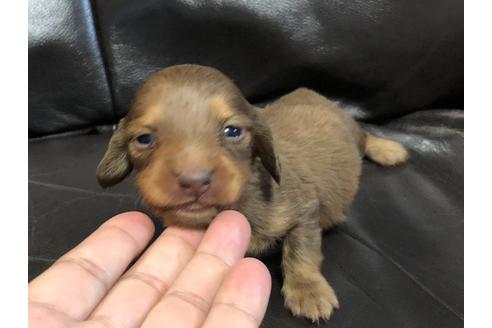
[[29, 1, 463, 327]]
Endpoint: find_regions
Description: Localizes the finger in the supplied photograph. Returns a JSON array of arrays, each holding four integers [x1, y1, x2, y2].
[[141, 210, 251, 328], [28, 212, 154, 320], [202, 258, 271, 328], [89, 226, 204, 327], [29, 301, 79, 328]]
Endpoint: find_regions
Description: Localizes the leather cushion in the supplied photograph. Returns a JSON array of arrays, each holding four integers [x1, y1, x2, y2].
[[94, 0, 463, 121], [28, 0, 114, 137]]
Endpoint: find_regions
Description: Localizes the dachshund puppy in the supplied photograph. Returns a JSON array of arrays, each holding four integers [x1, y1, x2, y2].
[[97, 64, 408, 321]]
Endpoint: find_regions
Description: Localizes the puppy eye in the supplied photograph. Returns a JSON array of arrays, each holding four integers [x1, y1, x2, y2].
[[223, 125, 243, 139], [135, 133, 153, 146]]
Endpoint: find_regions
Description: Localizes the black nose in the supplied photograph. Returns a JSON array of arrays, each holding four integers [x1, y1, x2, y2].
[[178, 170, 212, 198]]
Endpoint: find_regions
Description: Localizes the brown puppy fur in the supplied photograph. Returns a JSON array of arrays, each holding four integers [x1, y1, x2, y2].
[[97, 64, 408, 322]]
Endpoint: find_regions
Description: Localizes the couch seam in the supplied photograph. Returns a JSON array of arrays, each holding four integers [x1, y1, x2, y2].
[[87, 0, 118, 124]]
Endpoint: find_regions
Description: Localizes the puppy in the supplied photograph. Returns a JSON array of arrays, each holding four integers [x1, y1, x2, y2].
[[96, 64, 408, 321]]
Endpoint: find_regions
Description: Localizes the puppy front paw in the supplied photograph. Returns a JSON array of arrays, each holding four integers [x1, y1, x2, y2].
[[282, 274, 339, 322]]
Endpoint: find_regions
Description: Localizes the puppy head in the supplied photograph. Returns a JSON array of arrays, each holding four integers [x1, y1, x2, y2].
[[97, 64, 279, 228]]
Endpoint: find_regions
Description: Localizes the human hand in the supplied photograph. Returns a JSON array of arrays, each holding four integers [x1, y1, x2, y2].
[[29, 211, 271, 327]]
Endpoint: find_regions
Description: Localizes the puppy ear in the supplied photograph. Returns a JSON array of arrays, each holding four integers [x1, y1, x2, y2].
[[253, 119, 281, 184], [96, 118, 133, 188]]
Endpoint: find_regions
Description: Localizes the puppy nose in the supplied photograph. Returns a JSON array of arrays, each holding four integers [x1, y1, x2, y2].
[[178, 170, 212, 198]]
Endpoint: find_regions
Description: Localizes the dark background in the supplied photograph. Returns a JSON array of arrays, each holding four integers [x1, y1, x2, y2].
[[29, 1, 463, 327]]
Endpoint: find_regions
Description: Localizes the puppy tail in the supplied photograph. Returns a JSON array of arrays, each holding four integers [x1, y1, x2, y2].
[[363, 132, 409, 166]]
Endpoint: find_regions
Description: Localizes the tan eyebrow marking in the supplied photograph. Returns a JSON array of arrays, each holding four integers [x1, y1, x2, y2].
[[208, 95, 235, 123], [134, 105, 163, 127]]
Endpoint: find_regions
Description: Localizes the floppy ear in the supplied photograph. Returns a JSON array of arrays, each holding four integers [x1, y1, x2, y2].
[[96, 118, 133, 188], [253, 119, 281, 184]]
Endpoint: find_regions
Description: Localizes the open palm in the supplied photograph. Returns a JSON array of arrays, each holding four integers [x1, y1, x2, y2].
[[29, 211, 271, 328]]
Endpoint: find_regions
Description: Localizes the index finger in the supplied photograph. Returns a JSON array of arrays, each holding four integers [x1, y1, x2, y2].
[[29, 211, 154, 320]]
